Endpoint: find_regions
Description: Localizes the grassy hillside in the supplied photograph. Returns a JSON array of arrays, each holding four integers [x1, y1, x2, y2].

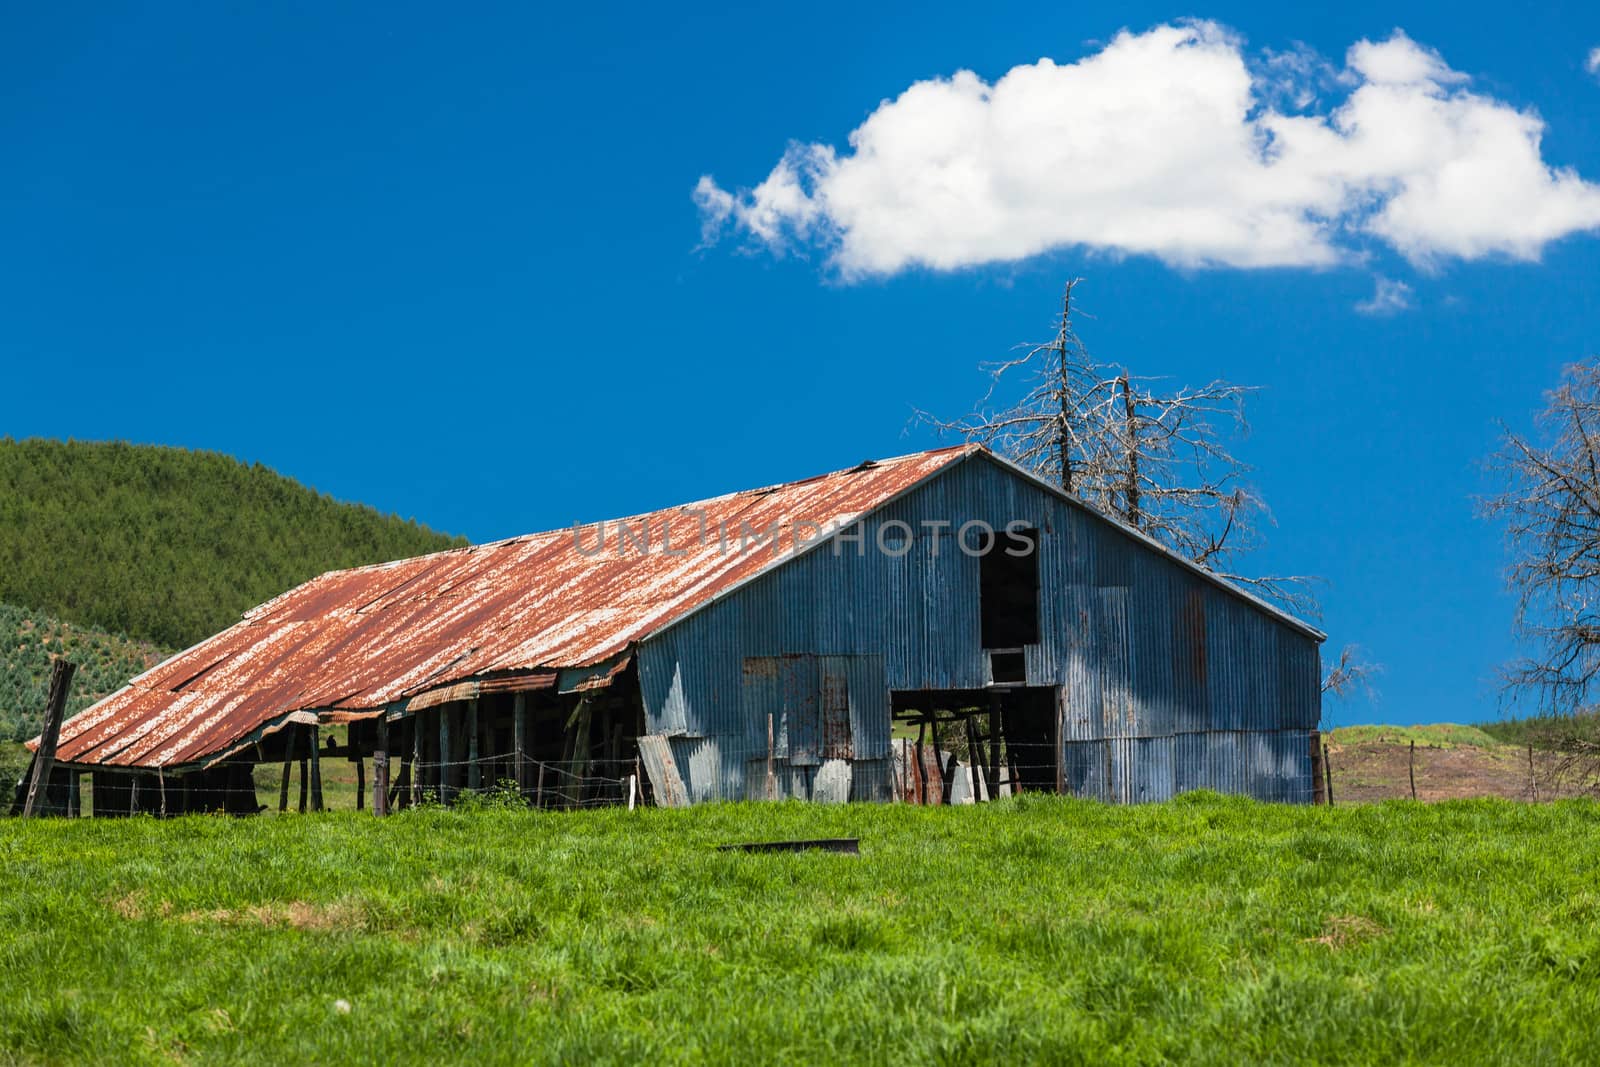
[[0, 796, 1596, 1064], [0, 438, 466, 649], [0, 603, 168, 744], [1326, 723, 1501, 749]]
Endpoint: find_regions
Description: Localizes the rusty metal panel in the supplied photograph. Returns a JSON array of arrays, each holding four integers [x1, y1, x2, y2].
[[819, 662, 853, 760], [637, 735, 687, 808]]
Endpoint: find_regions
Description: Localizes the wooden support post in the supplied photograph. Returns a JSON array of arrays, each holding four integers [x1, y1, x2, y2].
[[570, 698, 592, 806], [513, 693, 528, 797], [931, 716, 947, 806], [411, 712, 424, 807], [308, 724, 323, 813], [355, 754, 366, 812], [915, 719, 927, 806], [279, 726, 297, 812], [68, 771, 80, 818], [298, 746, 309, 813], [1408, 740, 1417, 801], [467, 699, 480, 793], [966, 716, 985, 802], [1528, 744, 1538, 802], [438, 704, 452, 804], [373, 714, 390, 817], [22, 659, 76, 818], [535, 761, 546, 809], [393, 759, 410, 810], [987, 691, 1002, 800], [158, 769, 167, 817], [1322, 741, 1334, 807]]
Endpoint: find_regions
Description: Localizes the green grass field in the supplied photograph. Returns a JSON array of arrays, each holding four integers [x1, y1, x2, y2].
[[2, 795, 1598, 1065]]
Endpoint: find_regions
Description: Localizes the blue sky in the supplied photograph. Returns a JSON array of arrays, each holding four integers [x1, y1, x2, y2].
[[3, 2, 1598, 728]]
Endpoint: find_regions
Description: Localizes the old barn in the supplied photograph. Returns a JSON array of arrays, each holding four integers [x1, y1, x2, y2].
[[24, 445, 1325, 814]]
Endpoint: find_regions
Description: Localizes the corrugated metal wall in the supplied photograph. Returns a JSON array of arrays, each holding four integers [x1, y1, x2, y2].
[[637, 453, 1321, 804]]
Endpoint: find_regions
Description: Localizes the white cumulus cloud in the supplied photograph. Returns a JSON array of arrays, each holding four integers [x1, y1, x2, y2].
[[695, 23, 1600, 278], [1587, 46, 1600, 77]]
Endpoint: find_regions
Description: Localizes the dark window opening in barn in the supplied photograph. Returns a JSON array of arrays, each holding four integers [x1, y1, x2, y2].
[[989, 649, 1026, 685], [980, 527, 1039, 648]]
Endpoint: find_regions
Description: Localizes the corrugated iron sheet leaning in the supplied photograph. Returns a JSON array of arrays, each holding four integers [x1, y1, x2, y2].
[[26, 445, 1327, 814]]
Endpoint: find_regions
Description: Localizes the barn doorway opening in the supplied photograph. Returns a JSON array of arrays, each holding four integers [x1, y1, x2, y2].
[[889, 686, 1058, 803]]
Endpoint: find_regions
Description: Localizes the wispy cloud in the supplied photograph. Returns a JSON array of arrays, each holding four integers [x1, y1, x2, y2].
[[696, 24, 1600, 279], [1355, 276, 1414, 316], [1587, 46, 1600, 77]]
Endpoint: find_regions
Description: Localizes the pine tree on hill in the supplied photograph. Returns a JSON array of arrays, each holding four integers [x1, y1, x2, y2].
[[0, 438, 467, 649]]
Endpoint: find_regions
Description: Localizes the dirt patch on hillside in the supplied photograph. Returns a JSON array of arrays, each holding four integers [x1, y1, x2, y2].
[[1327, 741, 1594, 803]]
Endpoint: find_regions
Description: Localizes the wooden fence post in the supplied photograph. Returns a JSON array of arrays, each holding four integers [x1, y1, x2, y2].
[[1310, 731, 1326, 805], [1322, 741, 1334, 807], [1409, 740, 1417, 801], [1528, 744, 1538, 802], [513, 693, 528, 797], [22, 659, 76, 818], [373, 714, 390, 817]]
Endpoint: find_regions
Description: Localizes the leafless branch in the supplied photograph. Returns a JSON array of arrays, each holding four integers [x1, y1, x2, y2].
[[1321, 644, 1383, 700], [917, 278, 1318, 617]]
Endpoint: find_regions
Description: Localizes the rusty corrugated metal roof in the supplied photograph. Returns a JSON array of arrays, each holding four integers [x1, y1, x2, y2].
[[49, 446, 978, 770]]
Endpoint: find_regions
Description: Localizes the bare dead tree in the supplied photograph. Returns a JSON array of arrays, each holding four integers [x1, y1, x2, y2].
[[920, 279, 1317, 615], [1482, 361, 1600, 715], [1321, 644, 1382, 699]]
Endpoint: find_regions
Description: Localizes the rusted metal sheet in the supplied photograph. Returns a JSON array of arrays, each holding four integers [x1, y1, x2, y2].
[[46, 447, 976, 770], [637, 734, 688, 807]]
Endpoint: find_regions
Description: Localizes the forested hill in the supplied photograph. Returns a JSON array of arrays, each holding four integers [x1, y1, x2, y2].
[[0, 438, 468, 649], [0, 604, 166, 742]]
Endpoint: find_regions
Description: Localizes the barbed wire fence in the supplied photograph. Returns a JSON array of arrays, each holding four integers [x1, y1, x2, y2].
[[40, 736, 1331, 816]]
